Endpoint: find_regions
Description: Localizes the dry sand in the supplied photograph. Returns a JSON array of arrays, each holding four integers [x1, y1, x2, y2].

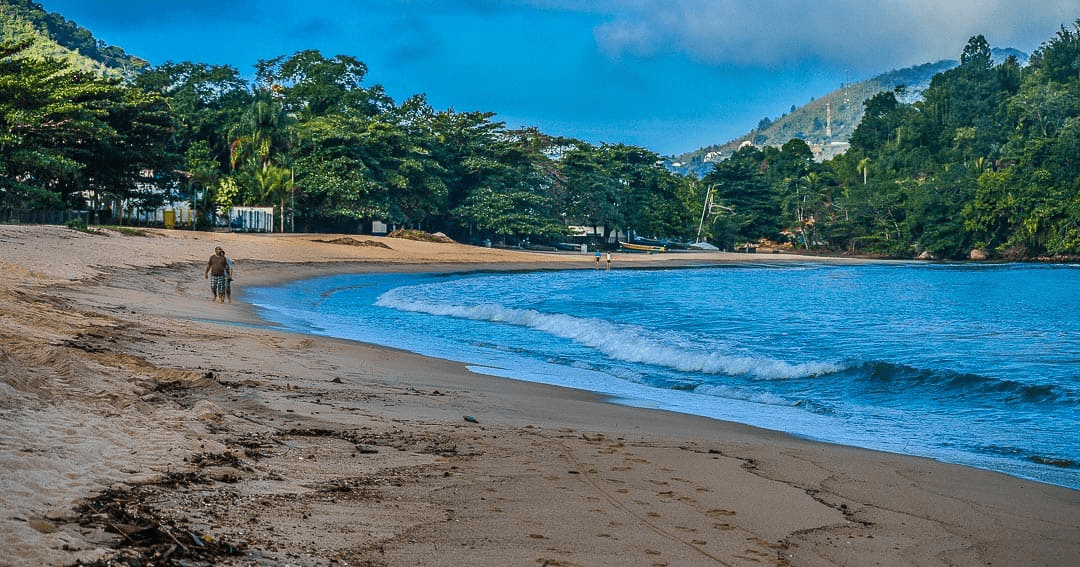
[[0, 224, 1077, 567]]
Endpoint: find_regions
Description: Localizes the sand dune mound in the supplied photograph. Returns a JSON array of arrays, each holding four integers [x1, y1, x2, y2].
[[312, 236, 392, 248]]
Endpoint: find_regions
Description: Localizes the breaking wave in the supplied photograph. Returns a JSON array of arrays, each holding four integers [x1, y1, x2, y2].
[[375, 289, 842, 381]]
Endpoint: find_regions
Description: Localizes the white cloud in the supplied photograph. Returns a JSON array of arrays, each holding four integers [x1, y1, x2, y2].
[[574, 0, 1077, 71]]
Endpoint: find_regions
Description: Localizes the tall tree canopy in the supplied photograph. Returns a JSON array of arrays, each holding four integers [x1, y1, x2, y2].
[[0, 39, 175, 213], [5, 4, 1080, 259]]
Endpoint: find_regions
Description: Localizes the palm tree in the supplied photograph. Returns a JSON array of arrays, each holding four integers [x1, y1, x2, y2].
[[229, 93, 294, 172], [858, 158, 872, 185], [228, 91, 297, 231], [184, 141, 220, 227], [254, 164, 293, 232]]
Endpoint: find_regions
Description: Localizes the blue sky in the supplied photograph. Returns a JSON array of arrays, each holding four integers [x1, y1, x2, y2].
[[38, 1, 1077, 156]]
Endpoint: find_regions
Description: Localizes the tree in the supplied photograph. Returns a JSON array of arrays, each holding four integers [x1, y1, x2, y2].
[[226, 90, 296, 216], [387, 94, 449, 226], [450, 128, 563, 244], [963, 168, 1021, 251], [135, 61, 251, 171], [1008, 82, 1077, 138], [423, 109, 507, 237], [253, 164, 293, 232], [960, 35, 993, 70], [556, 142, 693, 244], [857, 158, 872, 185], [702, 146, 781, 248], [849, 89, 906, 153], [453, 186, 563, 242], [81, 83, 177, 219], [185, 140, 220, 225], [557, 143, 624, 242], [254, 50, 392, 119], [229, 92, 293, 172], [1029, 21, 1080, 84], [0, 39, 107, 208], [0, 39, 176, 215], [293, 110, 445, 230]]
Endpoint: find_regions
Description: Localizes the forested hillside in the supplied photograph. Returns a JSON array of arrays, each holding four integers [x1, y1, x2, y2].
[[700, 31, 1080, 259], [672, 60, 958, 176], [0, 0, 146, 77], [672, 49, 1026, 176], [1, 0, 1079, 259]]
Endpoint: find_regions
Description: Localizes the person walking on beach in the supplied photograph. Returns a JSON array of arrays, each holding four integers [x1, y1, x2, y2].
[[224, 254, 234, 303], [204, 246, 232, 303]]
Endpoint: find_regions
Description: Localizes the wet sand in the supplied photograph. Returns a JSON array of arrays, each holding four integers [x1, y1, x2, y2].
[[1, 224, 1077, 566]]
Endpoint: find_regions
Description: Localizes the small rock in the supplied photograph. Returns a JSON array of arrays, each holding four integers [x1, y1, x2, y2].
[[192, 399, 222, 420]]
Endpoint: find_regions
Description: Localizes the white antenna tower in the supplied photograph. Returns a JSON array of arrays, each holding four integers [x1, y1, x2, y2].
[[826, 102, 832, 138]]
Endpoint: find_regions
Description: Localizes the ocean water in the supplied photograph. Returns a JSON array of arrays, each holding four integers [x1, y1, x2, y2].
[[246, 262, 1080, 490]]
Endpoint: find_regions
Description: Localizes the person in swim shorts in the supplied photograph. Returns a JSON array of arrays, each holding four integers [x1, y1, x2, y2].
[[204, 246, 232, 303]]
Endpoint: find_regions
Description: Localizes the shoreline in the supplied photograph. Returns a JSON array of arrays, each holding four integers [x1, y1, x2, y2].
[[2, 225, 1078, 566], [243, 266, 1077, 491], [246, 260, 1080, 495]]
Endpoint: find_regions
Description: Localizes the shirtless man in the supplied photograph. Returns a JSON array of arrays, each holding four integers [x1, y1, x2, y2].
[[204, 246, 232, 303]]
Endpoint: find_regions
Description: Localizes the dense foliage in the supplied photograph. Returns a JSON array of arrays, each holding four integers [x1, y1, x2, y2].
[[0, 2, 697, 244], [2, 0, 1079, 257], [0, 0, 146, 76], [0, 39, 174, 217], [700, 26, 1080, 258]]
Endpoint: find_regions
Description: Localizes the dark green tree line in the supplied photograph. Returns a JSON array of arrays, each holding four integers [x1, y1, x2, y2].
[[8, 0, 1079, 256], [0, 39, 176, 215], [807, 25, 1080, 258]]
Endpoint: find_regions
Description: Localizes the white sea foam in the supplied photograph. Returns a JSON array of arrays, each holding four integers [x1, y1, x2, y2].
[[252, 265, 1080, 491], [375, 289, 842, 380]]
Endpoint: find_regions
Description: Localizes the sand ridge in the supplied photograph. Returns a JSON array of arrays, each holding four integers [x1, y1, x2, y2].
[[0, 225, 1077, 566]]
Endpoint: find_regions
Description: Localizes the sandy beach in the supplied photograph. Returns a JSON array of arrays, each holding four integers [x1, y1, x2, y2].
[[1, 224, 1077, 567]]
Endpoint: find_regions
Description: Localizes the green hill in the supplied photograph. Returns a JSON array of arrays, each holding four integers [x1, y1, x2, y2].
[[671, 49, 1026, 176], [0, 0, 148, 78]]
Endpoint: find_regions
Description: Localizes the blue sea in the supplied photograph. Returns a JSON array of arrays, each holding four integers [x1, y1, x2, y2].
[[246, 262, 1080, 490]]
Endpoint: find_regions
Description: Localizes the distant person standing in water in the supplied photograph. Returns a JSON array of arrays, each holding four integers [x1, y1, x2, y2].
[[204, 246, 231, 303]]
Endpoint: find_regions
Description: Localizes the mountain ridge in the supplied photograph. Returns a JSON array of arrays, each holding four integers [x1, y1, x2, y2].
[[669, 47, 1028, 177], [0, 0, 147, 78]]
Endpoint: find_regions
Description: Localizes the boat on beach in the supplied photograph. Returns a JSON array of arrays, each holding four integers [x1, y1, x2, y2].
[[619, 241, 666, 252]]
